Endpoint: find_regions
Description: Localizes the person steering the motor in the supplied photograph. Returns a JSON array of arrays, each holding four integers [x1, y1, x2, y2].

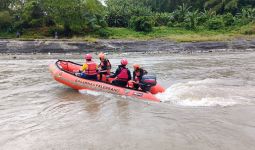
[[132, 64, 148, 89]]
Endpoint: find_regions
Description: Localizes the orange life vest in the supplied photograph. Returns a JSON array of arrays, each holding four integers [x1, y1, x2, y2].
[[85, 61, 97, 75]]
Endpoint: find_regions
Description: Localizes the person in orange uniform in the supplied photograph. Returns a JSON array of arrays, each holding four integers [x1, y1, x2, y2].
[[108, 58, 131, 87], [98, 52, 111, 81], [132, 64, 148, 89], [80, 54, 98, 80]]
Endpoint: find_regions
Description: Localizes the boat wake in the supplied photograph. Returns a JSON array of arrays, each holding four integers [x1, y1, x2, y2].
[[156, 78, 252, 107]]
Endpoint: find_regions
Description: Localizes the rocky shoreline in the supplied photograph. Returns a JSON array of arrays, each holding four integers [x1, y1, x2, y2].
[[0, 39, 255, 54]]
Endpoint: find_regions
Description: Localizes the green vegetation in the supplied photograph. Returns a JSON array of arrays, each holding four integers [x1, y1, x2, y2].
[[107, 24, 255, 42], [0, 0, 254, 42]]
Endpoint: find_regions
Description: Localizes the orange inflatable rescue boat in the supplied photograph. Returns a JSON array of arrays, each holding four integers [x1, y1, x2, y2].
[[49, 60, 165, 102]]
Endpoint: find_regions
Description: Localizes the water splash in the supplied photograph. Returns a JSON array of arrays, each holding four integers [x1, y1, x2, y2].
[[79, 90, 103, 96], [79, 89, 122, 99], [156, 79, 252, 107]]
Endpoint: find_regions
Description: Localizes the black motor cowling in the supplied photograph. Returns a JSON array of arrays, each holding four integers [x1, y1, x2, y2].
[[140, 75, 157, 92]]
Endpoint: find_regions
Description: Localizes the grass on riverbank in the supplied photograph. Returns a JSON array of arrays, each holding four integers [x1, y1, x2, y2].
[[107, 23, 255, 42], [0, 23, 254, 42]]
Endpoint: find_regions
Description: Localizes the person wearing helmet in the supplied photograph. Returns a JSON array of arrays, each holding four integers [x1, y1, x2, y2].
[[79, 53, 98, 80], [98, 52, 111, 81], [108, 58, 131, 87], [132, 64, 148, 89]]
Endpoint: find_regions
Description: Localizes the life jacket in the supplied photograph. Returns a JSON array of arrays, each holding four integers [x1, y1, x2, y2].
[[117, 67, 129, 81], [84, 61, 97, 75]]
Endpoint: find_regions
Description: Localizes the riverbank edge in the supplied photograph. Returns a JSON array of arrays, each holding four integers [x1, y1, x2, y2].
[[0, 38, 255, 54]]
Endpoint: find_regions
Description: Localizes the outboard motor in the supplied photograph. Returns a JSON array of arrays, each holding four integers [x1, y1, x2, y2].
[[140, 75, 157, 92]]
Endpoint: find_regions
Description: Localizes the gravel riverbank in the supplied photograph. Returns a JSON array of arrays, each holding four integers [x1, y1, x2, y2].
[[0, 39, 255, 54]]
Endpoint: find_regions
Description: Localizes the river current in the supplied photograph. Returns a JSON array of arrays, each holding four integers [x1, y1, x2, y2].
[[0, 52, 255, 150]]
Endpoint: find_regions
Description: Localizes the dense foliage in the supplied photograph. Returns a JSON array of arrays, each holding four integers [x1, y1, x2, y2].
[[0, 0, 106, 36], [0, 0, 254, 37]]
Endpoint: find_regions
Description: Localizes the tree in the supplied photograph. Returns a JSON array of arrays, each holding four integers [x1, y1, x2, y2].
[[21, 0, 45, 27], [0, 0, 12, 10], [173, 3, 191, 22], [205, 0, 238, 14], [0, 11, 12, 30], [42, 0, 106, 35], [106, 0, 152, 27], [185, 10, 200, 29], [129, 16, 153, 32]]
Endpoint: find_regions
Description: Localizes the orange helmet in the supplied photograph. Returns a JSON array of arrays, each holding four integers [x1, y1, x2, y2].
[[133, 64, 140, 70], [84, 54, 92, 60], [121, 58, 128, 65], [98, 52, 105, 60]]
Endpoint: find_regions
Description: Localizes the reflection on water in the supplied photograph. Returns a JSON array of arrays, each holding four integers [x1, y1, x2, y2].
[[0, 52, 255, 150]]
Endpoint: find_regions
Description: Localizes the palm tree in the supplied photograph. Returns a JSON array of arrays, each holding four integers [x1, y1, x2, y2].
[[205, 0, 238, 14], [186, 10, 200, 29], [174, 3, 191, 22]]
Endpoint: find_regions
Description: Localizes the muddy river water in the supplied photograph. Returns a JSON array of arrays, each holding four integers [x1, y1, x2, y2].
[[0, 51, 255, 150]]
